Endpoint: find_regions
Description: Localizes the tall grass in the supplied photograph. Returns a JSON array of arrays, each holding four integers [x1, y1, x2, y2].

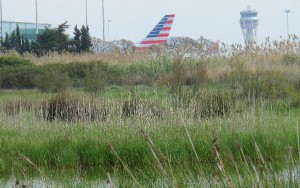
[[0, 36, 300, 186], [0, 86, 299, 187]]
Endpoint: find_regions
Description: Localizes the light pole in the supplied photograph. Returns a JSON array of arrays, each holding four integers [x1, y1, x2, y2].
[[102, 0, 105, 41], [85, 0, 88, 27], [35, 0, 38, 35], [108, 20, 112, 41], [0, 0, 3, 42], [285, 9, 290, 38]]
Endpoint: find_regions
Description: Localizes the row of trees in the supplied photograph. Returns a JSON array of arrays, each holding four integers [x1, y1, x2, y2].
[[1, 22, 92, 56], [2, 26, 31, 54]]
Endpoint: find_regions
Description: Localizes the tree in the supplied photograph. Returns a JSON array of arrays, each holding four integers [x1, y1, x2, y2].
[[2, 33, 11, 50], [35, 22, 70, 55], [56, 22, 70, 53], [10, 31, 17, 50], [73, 25, 81, 53], [24, 39, 31, 53], [15, 25, 22, 53], [21, 38, 25, 54], [80, 25, 92, 53]]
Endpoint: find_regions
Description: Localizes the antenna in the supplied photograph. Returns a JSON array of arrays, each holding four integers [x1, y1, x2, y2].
[[240, 5, 259, 45]]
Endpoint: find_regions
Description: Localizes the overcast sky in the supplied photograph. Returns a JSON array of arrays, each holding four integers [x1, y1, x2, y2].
[[2, 0, 299, 44]]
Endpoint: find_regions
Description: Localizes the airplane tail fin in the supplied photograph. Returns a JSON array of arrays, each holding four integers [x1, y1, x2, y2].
[[137, 14, 175, 50]]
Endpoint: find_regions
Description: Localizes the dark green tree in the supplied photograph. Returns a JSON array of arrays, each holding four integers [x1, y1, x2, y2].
[[56, 22, 70, 53], [36, 22, 70, 55], [24, 38, 31, 53], [15, 25, 22, 53], [2, 33, 11, 50], [21, 38, 25, 54], [30, 41, 42, 56], [73, 25, 81, 53], [10, 31, 17, 50], [80, 25, 92, 53]]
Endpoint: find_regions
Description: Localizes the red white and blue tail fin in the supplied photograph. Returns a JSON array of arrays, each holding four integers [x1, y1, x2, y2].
[[137, 14, 175, 50]]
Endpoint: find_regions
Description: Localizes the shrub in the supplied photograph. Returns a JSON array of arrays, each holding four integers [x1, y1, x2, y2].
[[160, 60, 207, 108], [122, 90, 141, 117], [191, 90, 234, 119], [122, 90, 163, 118], [35, 69, 73, 92], [227, 70, 300, 101], [40, 92, 107, 121], [85, 62, 108, 93], [0, 66, 41, 89], [185, 63, 208, 86], [0, 53, 32, 68], [120, 74, 153, 86], [50, 63, 87, 87], [157, 59, 208, 87]]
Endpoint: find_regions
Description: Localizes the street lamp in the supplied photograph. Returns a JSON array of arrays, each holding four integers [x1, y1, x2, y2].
[[86, 0, 88, 27], [102, 0, 105, 41], [285, 9, 290, 38], [35, 0, 38, 35], [108, 20, 112, 41], [0, 0, 3, 41]]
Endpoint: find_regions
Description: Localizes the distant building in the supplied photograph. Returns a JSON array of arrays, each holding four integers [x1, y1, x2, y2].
[[1, 21, 51, 42], [240, 6, 259, 45]]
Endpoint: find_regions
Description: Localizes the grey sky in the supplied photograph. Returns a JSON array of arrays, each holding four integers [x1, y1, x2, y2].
[[3, 0, 299, 44]]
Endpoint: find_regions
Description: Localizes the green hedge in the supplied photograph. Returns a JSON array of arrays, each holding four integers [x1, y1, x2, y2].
[[0, 55, 32, 68], [0, 59, 174, 90]]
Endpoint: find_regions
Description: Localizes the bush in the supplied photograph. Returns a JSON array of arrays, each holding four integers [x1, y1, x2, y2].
[[191, 90, 234, 119], [85, 62, 108, 93], [48, 63, 87, 87], [122, 90, 163, 118], [227, 70, 300, 101], [122, 90, 141, 117], [120, 74, 153, 86], [0, 53, 32, 68], [35, 69, 73, 92], [185, 63, 208, 86], [0, 66, 42, 89], [157, 59, 208, 87], [40, 92, 107, 121]]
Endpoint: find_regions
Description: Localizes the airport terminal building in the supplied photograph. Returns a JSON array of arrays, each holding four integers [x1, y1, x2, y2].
[[1, 21, 51, 41]]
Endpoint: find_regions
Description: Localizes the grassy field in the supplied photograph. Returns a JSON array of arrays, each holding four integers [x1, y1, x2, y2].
[[0, 41, 300, 187], [0, 86, 299, 187]]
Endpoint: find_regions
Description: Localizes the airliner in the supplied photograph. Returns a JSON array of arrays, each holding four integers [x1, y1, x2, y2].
[[137, 14, 175, 50], [136, 14, 220, 54]]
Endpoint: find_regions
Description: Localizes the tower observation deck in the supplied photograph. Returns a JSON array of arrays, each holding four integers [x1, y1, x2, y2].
[[240, 6, 259, 45]]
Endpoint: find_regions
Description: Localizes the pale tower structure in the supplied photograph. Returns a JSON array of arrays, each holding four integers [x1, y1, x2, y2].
[[240, 6, 259, 45]]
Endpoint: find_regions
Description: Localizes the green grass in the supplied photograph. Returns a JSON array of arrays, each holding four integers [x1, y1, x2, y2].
[[0, 86, 299, 187]]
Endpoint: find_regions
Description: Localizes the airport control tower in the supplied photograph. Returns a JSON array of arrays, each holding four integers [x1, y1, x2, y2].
[[240, 6, 259, 45]]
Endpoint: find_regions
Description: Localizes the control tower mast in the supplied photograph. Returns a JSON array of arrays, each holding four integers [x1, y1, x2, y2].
[[240, 6, 259, 45]]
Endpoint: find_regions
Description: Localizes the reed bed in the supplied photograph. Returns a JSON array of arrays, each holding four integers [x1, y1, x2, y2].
[[0, 37, 300, 187], [0, 86, 299, 187]]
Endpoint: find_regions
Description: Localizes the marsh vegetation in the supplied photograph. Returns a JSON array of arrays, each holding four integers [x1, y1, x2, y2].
[[0, 37, 300, 187]]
